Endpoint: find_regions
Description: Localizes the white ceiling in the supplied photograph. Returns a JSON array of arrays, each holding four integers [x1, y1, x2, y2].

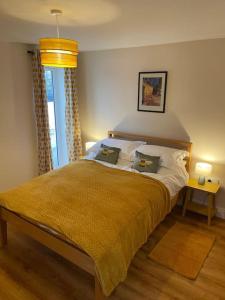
[[1, 0, 225, 51]]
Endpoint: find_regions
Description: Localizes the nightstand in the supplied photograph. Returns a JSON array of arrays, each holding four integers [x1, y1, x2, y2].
[[182, 178, 220, 225]]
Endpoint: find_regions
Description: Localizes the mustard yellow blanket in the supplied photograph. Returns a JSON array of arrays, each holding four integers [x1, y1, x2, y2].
[[0, 160, 170, 296]]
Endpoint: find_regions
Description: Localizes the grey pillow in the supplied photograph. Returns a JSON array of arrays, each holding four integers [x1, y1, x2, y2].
[[132, 151, 160, 173], [94, 144, 121, 165]]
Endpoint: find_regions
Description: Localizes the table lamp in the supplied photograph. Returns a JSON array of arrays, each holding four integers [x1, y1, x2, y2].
[[85, 141, 96, 152], [195, 162, 212, 185]]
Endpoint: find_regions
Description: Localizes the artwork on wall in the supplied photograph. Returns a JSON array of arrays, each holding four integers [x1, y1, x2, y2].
[[138, 71, 167, 113]]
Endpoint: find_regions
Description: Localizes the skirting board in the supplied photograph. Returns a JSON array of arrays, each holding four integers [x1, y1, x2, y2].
[[215, 207, 225, 219]]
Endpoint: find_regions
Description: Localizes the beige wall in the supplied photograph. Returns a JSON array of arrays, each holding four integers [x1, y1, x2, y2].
[[78, 39, 225, 214], [0, 42, 38, 191]]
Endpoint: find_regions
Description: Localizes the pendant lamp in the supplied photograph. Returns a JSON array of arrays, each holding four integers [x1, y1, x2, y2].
[[39, 9, 78, 68]]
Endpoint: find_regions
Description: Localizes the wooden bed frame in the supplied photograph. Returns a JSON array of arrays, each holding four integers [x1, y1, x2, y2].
[[0, 131, 192, 300]]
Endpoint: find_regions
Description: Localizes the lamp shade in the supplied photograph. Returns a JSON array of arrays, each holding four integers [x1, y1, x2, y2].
[[195, 162, 212, 176], [39, 38, 78, 68], [85, 142, 96, 152]]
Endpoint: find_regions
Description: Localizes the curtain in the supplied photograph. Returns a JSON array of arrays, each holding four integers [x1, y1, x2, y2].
[[64, 68, 83, 162], [31, 50, 53, 174]]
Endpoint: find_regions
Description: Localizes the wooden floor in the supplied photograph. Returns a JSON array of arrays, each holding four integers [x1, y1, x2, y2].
[[1, 208, 225, 300]]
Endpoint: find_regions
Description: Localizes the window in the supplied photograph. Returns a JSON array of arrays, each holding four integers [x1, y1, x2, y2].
[[44, 68, 68, 168]]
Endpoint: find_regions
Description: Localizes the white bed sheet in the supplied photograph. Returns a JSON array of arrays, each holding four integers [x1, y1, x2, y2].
[[84, 154, 188, 197]]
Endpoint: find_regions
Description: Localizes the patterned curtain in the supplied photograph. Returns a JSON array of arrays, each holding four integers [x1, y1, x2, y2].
[[31, 50, 53, 174], [64, 68, 83, 162]]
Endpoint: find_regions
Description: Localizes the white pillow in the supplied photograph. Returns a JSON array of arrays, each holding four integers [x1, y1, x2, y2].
[[87, 138, 146, 160], [130, 144, 189, 169]]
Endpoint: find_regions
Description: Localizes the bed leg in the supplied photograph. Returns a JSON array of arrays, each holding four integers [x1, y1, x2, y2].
[[0, 219, 7, 248], [95, 274, 107, 300]]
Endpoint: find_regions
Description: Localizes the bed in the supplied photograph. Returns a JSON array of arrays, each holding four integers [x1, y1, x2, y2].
[[0, 131, 192, 300]]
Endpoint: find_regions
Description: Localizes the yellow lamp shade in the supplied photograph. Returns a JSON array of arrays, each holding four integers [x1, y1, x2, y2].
[[39, 38, 78, 68]]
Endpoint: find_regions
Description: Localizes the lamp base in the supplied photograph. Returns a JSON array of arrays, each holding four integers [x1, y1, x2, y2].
[[198, 176, 205, 185]]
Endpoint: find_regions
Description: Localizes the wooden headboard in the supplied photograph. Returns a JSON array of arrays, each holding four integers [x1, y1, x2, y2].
[[108, 131, 192, 172]]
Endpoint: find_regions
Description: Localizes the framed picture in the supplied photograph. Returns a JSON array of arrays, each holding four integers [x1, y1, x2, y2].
[[137, 71, 168, 113]]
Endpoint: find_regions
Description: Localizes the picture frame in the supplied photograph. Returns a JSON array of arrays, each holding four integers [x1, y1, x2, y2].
[[137, 71, 168, 113]]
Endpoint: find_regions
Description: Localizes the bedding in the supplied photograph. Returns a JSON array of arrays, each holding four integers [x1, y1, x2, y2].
[[94, 144, 121, 164], [0, 160, 171, 296], [85, 154, 188, 197], [130, 144, 189, 168], [132, 151, 160, 173], [87, 138, 146, 160]]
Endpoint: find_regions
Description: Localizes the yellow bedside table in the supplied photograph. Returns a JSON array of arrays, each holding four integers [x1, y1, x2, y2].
[[182, 178, 220, 225]]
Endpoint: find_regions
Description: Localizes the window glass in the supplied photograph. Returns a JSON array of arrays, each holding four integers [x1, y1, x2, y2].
[[44, 68, 68, 169], [44, 69, 59, 168], [45, 69, 54, 102], [47, 101, 58, 168]]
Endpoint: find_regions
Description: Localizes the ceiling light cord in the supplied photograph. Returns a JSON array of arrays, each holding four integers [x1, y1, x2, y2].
[[51, 9, 62, 39], [55, 14, 60, 39]]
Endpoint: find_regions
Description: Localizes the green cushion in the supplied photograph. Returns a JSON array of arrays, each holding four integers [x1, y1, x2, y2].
[[132, 151, 160, 173], [94, 144, 121, 165]]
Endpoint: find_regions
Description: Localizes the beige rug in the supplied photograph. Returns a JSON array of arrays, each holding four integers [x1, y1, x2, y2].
[[149, 222, 216, 279]]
